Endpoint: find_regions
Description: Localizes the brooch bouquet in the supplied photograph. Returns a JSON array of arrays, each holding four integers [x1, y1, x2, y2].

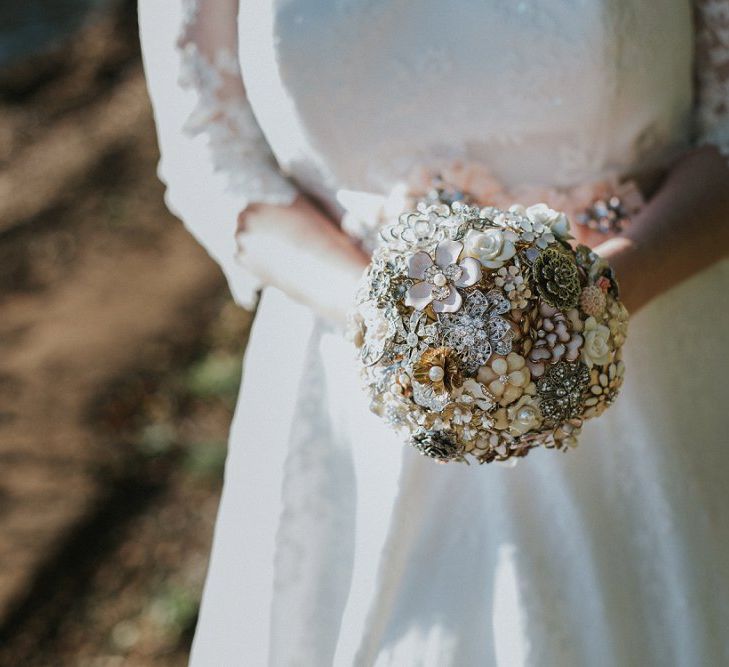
[[349, 193, 628, 464]]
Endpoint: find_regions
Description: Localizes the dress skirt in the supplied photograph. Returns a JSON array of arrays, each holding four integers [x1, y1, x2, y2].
[[190, 256, 729, 667]]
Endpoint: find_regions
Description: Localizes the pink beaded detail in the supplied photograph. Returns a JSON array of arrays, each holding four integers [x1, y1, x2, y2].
[[340, 161, 646, 251], [406, 162, 644, 232]]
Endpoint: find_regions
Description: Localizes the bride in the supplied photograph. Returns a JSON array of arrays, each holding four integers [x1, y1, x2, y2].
[[139, 1, 729, 664]]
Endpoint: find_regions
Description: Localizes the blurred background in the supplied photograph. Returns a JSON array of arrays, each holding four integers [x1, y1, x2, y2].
[[0, 1, 251, 664]]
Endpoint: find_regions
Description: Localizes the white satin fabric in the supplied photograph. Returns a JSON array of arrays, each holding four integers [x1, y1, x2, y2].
[[240, 0, 698, 199], [140, 1, 729, 665]]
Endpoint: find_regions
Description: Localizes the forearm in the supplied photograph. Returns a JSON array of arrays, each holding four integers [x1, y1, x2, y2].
[[236, 195, 369, 324], [596, 146, 729, 313]]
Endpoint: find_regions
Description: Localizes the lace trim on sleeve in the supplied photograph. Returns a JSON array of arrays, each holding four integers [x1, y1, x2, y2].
[[140, 0, 299, 308], [177, 21, 297, 207], [694, 0, 729, 159]]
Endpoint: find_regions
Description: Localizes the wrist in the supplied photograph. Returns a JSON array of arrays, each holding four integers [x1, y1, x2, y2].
[[235, 194, 370, 325], [236, 194, 307, 234]]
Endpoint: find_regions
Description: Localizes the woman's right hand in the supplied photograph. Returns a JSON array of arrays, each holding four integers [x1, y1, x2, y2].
[[236, 195, 370, 326]]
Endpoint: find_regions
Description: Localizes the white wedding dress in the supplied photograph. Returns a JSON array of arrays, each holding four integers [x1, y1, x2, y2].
[[139, 2, 729, 665]]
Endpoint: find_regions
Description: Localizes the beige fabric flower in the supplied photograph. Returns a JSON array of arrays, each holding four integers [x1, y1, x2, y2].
[[584, 359, 625, 418], [525, 203, 572, 240], [506, 395, 543, 436], [492, 394, 543, 435], [581, 316, 613, 368], [606, 297, 629, 347], [477, 352, 534, 406], [463, 228, 517, 269]]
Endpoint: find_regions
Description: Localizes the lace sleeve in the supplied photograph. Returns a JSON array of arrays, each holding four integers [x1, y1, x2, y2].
[[694, 0, 729, 160], [139, 0, 298, 308]]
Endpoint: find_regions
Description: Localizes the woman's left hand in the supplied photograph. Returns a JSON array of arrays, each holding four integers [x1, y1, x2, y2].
[[568, 226, 641, 313], [573, 145, 729, 315], [591, 235, 641, 314]]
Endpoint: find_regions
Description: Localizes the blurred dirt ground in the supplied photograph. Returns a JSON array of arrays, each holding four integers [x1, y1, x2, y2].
[[0, 3, 249, 664]]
